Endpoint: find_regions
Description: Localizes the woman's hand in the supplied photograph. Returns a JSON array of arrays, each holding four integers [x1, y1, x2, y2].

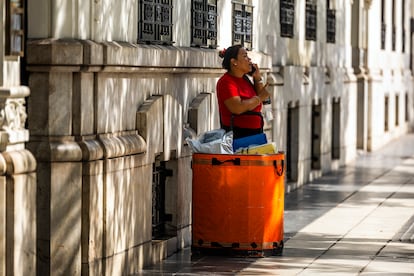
[[257, 83, 271, 101], [251, 63, 262, 81]]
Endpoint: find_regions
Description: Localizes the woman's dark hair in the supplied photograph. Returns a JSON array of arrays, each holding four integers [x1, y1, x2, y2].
[[219, 45, 242, 71]]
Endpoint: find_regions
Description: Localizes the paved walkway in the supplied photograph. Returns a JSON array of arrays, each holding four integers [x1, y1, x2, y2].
[[140, 134, 414, 275]]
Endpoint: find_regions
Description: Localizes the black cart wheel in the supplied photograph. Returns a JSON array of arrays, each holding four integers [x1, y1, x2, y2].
[[272, 241, 284, 256]]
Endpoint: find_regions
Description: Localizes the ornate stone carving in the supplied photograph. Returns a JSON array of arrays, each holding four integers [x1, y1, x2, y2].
[[0, 98, 27, 131]]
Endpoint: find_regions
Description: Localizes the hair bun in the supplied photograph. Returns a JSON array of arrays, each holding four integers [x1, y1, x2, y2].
[[218, 48, 226, 58]]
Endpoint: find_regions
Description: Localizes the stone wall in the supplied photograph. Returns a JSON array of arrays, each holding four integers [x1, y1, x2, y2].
[[25, 39, 235, 275]]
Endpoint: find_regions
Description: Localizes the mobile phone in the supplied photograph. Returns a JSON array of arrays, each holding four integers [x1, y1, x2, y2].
[[248, 65, 256, 76]]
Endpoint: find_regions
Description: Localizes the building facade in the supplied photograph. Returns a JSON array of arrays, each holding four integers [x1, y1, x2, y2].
[[1, 0, 413, 275]]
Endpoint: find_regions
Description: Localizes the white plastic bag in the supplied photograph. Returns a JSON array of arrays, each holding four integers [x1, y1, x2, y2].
[[186, 129, 233, 154], [263, 104, 274, 123]]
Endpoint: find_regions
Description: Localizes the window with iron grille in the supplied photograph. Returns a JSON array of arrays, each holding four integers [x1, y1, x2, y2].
[[280, 0, 295, 38], [384, 96, 389, 132], [191, 0, 217, 48], [402, 28, 406, 53], [305, 0, 317, 41], [381, 23, 386, 49], [381, 0, 386, 49], [232, 2, 253, 50], [405, 93, 409, 122], [411, 19, 414, 69], [392, 26, 396, 51], [326, 9, 335, 43], [152, 159, 173, 239], [402, 0, 406, 53], [331, 99, 341, 160], [395, 94, 399, 126], [6, 0, 24, 56], [138, 0, 173, 45], [392, 0, 396, 51]]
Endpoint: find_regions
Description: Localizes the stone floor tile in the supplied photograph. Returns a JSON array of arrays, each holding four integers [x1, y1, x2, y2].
[[238, 256, 316, 275], [377, 242, 414, 259], [285, 238, 335, 251], [298, 256, 370, 275], [361, 258, 414, 274], [323, 242, 384, 258]]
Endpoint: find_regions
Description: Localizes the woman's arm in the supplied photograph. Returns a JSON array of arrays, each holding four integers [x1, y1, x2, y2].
[[224, 95, 262, 115], [251, 64, 271, 102], [254, 80, 271, 102]]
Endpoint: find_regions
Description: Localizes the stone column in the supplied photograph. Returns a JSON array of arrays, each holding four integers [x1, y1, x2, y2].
[[26, 39, 84, 276], [0, 165, 4, 276], [0, 86, 37, 276], [26, 77, 83, 275]]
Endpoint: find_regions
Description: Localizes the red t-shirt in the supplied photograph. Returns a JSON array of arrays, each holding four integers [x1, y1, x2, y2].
[[216, 73, 262, 129]]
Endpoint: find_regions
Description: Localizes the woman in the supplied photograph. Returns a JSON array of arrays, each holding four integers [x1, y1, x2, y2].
[[217, 45, 271, 139]]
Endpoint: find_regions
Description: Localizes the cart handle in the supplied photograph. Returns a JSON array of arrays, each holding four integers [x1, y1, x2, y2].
[[273, 160, 284, 176], [212, 157, 241, 166]]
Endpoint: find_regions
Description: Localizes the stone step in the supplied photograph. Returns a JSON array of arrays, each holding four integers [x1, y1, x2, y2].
[[393, 215, 414, 243], [400, 223, 414, 243]]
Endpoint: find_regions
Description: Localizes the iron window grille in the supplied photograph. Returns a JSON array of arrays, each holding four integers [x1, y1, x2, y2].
[[381, 23, 386, 49], [305, 1, 317, 41], [331, 99, 341, 160], [402, 0, 406, 52], [152, 160, 173, 239], [381, 0, 386, 49], [392, 26, 396, 51], [326, 9, 335, 43], [405, 93, 409, 122], [232, 2, 253, 50], [395, 94, 399, 126], [138, 0, 173, 45], [6, 0, 24, 56], [392, 0, 396, 51], [280, 0, 295, 38], [402, 29, 406, 53], [191, 0, 217, 48], [384, 96, 389, 132]]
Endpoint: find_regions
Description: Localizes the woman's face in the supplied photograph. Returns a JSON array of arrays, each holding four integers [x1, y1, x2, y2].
[[232, 48, 253, 74]]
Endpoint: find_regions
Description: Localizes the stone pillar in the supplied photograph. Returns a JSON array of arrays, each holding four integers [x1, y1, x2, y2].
[[0, 172, 4, 276], [5, 152, 37, 276], [0, 86, 37, 276], [27, 103, 83, 275], [26, 40, 84, 275]]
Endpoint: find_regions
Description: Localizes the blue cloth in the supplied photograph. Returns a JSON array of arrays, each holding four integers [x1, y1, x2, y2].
[[233, 133, 267, 152]]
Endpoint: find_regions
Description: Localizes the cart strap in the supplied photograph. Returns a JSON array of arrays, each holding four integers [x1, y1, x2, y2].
[[193, 157, 283, 168]]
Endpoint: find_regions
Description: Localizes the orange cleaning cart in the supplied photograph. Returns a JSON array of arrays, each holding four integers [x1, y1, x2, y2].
[[191, 152, 285, 256]]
